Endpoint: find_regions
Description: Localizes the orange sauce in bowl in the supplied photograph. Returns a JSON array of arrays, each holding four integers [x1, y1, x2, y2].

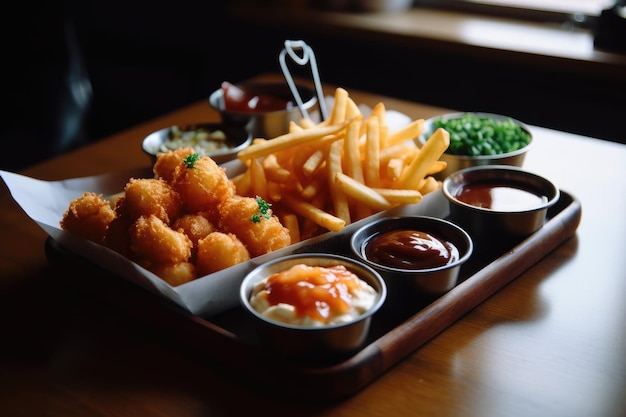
[[261, 264, 363, 324]]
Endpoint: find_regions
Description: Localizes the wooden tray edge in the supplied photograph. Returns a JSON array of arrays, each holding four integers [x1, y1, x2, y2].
[[45, 191, 581, 403]]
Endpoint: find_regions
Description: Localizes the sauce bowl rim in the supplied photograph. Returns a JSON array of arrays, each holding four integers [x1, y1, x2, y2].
[[208, 82, 318, 116], [141, 122, 252, 159], [239, 253, 387, 331], [442, 165, 560, 214], [350, 215, 474, 274]]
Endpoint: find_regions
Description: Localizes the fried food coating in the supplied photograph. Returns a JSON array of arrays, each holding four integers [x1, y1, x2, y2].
[[121, 178, 182, 224], [196, 231, 250, 276], [60, 150, 296, 287], [171, 155, 235, 214], [171, 213, 216, 246], [217, 195, 291, 258], [129, 215, 192, 265], [60, 192, 116, 244], [145, 261, 197, 286], [153, 146, 195, 182]]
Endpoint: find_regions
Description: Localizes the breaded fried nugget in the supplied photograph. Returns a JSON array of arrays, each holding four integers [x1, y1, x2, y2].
[[171, 213, 216, 246], [129, 215, 192, 264], [171, 156, 235, 214], [145, 261, 197, 286], [60, 192, 116, 244], [121, 178, 182, 224], [153, 147, 195, 182], [217, 196, 291, 258], [196, 231, 250, 276]]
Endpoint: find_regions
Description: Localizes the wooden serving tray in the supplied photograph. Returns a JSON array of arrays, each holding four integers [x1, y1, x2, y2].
[[45, 190, 581, 403]]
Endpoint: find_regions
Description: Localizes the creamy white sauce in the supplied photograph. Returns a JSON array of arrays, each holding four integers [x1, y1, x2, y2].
[[249, 270, 378, 327]]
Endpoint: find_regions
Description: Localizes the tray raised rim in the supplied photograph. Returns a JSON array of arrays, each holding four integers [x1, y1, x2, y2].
[[45, 190, 581, 403]]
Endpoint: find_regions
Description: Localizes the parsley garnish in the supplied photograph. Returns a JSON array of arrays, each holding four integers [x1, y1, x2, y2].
[[251, 196, 272, 223], [183, 153, 201, 168]]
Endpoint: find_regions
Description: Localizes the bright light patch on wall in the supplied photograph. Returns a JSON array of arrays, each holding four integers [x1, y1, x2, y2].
[[458, 19, 594, 59], [461, 0, 615, 16]]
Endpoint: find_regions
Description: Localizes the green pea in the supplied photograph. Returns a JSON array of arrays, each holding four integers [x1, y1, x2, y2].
[[433, 113, 530, 157]]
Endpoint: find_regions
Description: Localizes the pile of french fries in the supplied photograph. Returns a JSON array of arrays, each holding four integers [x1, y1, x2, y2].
[[233, 87, 450, 243]]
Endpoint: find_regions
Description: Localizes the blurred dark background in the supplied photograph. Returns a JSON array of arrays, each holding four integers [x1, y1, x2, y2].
[[1, 1, 276, 171], [2, 1, 624, 172]]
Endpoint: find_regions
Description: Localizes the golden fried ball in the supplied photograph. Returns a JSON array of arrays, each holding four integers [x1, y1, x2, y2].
[[129, 215, 192, 265], [217, 195, 291, 258], [121, 178, 183, 224], [171, 213, 216, 246], [196, 231, 250, 276], [60, 192, 116, 244], [171, 156, 235, 214], [146, 261, 197, 286], [153, 146, 195, 182]]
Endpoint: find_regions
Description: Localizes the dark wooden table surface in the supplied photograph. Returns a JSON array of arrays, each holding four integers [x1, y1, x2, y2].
[[1, 75, 625, 416]]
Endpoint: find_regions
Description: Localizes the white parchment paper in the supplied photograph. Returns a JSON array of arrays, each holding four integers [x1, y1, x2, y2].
[[0, 108, 449, 317]]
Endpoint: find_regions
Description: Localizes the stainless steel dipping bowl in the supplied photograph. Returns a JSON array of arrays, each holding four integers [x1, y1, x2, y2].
[[418, 112, 533, 180], [142, 122, 252, 165], [209, 82, 318, 139], [350, 216, 473, 300], [239, 253, 386, 362], [442, 165, 560, 254]]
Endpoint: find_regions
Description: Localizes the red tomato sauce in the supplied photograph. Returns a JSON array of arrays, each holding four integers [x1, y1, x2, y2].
[[455, 181, 548, 211], [222, 82, 295, 112]]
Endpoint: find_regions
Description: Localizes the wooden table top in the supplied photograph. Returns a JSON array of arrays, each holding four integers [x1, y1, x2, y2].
[[1, 75, 625, 417]]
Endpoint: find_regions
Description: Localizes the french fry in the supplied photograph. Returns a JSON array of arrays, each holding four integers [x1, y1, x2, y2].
[[282, 194, 346, 232], [328, 139, 351, 224], [364, 116, 381, 188], [385, 158, 405, 182], [328, 87, 349, 125], [398, 127, 449, 190], [370, 102, 386, 125], [343, 119, 364, 184], [300, 171, 327, 201], [335, 172, 391, 211], [231, 166, 252, 196], [418, 176, 441, 195], [289, 120, 304, 133], [379, 142, 418, 163], [379, 124, 389, 149], [249, 158, 268, 201], [345, 97, 362, 121], [281, 213, 300, 244], [363, 102, 386, 138], [299, 118, 317, 129], [233, 87, 448, 242], [373, 188, 423, 205], [267, 181, 284, 202], [302, 149, 326, 177], [238, 120, 351, 161], [387, 119, 424, 146], [262, 153, 291, 183], [427, 160, 447, 175], [290, 145, 321, 187], [300, 220, 321, 241]]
